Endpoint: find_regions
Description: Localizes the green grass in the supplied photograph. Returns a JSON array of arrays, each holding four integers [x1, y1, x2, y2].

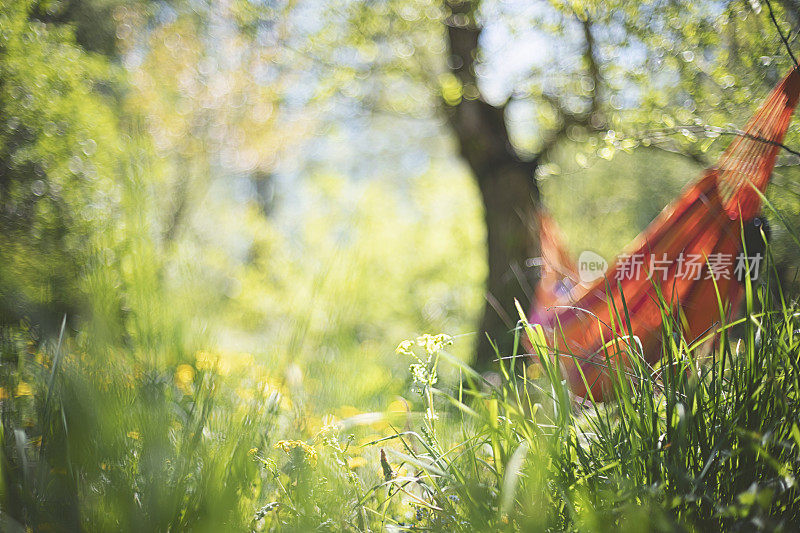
[[5, 0, 800, 529], [3, 243, 800, 531]]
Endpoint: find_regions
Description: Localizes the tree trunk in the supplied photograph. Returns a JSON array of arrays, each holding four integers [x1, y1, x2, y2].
[[442, 0, 609, 368], [474, 162, 541, 367], [443, 4, 542, 367]]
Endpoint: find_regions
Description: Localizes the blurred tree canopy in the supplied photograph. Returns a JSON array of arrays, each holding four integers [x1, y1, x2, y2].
[[6, 2, 800, 528], [279, 0, 800, 364], [0, 0, 123, 333], [31, 0, 138, 56], [2, 0, 800, 370]]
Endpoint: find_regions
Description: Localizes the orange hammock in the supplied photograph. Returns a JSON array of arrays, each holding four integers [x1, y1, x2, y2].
[[528, 68, 800, 401]]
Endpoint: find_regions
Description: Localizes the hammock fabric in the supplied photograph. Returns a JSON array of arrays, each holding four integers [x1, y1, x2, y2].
[[528, 68, 800, 401]]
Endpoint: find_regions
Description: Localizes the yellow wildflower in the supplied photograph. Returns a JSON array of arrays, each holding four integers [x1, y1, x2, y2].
[[274, 440, 317, 466], [15, 382, 33, 397], [174, 364, 195, 392]]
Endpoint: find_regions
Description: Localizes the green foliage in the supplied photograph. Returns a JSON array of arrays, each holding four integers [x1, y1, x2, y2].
[[216, 170, 485, 411], [542, 143, 702, 259], [251, 254, 800, 532], [0, 327, 279, 531], [4, 0, 800, 530], [32, 0, 136, 57], [0, 0, 123, 331]]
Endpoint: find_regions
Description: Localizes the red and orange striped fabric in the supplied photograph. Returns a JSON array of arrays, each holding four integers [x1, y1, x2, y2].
[[529, 68, 800, 400]]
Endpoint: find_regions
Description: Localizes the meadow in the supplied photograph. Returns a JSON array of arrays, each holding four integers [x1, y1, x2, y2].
[[5, 244, 800, 531], [4, 0, 800, 530]]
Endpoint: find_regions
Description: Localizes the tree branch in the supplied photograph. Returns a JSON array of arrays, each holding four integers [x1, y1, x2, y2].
[[443, 0, 535, 178], [581, 17, 604, 121], [535, 16, 606, 165], [765, 0, 800, 67]]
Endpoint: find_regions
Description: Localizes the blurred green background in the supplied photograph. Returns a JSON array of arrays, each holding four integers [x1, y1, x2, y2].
[[3, 0, 800, 529]]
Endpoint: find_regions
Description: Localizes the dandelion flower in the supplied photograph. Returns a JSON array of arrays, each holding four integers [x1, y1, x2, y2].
[[15, 382, 33, 397], [174, 364, 195, 392]]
